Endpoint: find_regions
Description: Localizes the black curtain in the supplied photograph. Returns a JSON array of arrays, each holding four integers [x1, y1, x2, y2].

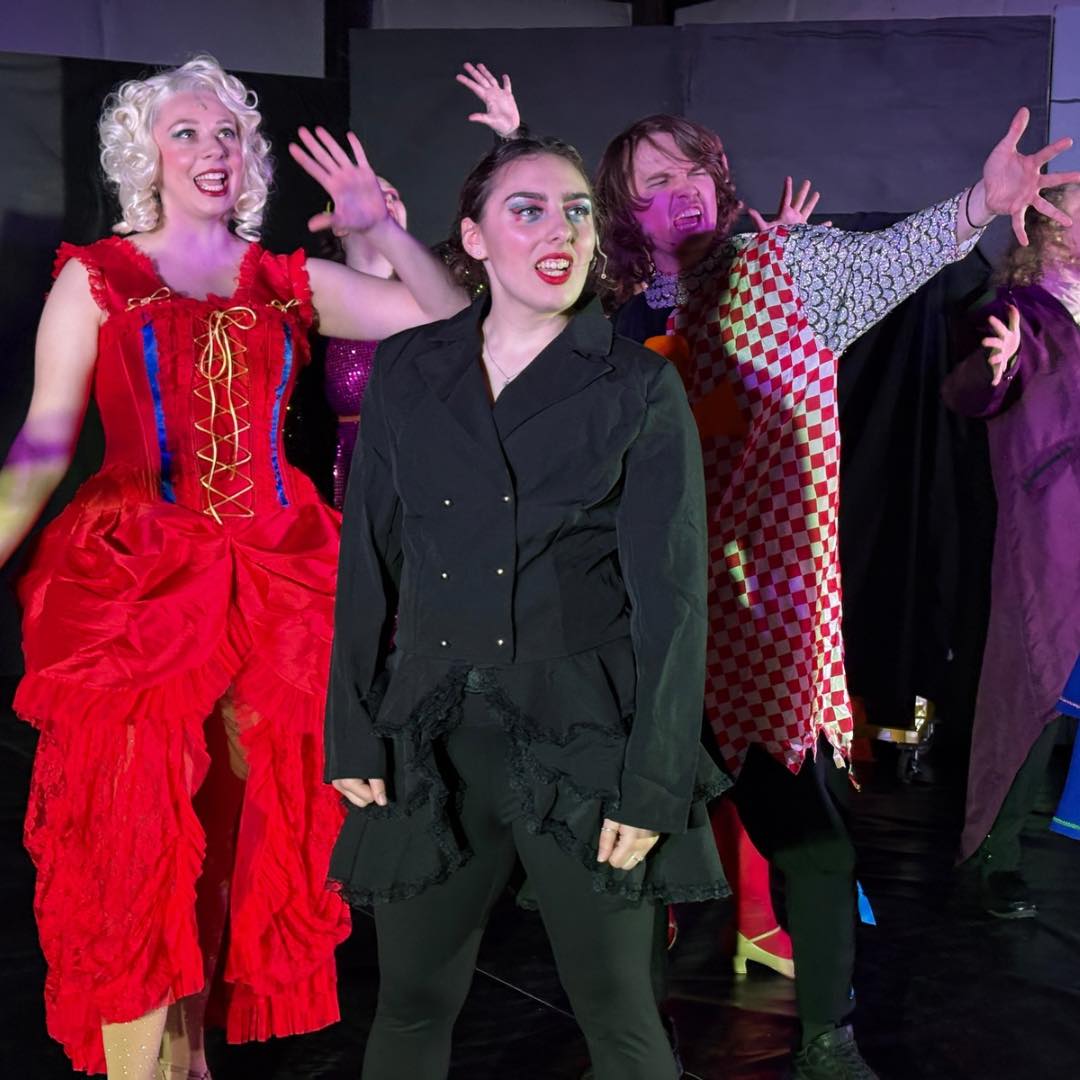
[[834, 211, 997, 762]]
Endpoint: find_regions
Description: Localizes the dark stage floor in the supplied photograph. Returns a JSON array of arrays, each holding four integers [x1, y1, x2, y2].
[[2, 688, 1077, 1079]]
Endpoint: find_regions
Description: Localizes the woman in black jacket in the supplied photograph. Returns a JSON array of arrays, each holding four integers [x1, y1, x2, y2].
[[325, 134, 727, 1080]]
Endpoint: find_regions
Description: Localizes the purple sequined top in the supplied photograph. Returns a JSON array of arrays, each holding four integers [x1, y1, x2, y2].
[[325, 337, 378, 509]]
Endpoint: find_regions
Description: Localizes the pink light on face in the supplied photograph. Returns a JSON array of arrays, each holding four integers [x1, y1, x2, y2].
[[152, 90, 243, 225], [464, 153, 596, 318], [630, 132, 718, 273]]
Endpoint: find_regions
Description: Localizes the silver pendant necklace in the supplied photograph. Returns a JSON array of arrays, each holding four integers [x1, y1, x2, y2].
[[483, 344, 518, 388]]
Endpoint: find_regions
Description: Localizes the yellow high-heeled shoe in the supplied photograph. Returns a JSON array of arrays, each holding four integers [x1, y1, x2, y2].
[[733, 928, 795, 979]]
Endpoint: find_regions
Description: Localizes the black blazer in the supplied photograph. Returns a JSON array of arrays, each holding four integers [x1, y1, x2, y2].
[[325, 296, 717, 838]]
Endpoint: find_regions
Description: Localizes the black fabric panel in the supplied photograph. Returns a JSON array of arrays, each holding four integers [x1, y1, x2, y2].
[[684, 17, 1051, 214], [832, 211, 996, 746], [0, 54, 65, 676], [349, 26, 681, 246], [350, 18, 1050, 239]]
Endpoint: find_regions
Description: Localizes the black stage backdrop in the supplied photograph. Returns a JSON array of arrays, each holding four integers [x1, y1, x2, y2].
[[349, 17, 1042, 749], [0, 54, 348, 679], [350, 17, 1050, 244]]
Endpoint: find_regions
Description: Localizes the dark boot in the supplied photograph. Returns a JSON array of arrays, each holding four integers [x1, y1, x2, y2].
[[791, 1024, 878, 1079], [980, 870, 1037, 919]]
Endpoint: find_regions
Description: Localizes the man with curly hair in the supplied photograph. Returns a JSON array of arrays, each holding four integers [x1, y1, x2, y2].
[[595, 110, 1079, 1080]]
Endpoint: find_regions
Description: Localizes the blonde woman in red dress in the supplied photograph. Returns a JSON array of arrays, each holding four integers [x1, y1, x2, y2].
[[0, 55, 466, 1080]]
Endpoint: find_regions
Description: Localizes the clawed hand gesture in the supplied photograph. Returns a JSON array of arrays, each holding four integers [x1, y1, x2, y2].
[[747, 177, 831, 232], [982, 304, 1021, 386], [981, 107, 1080, 245], [457, 61, 521, 138], [289, 126, 390, 235]]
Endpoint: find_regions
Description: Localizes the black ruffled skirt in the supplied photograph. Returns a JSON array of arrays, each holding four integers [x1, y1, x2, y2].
[[328, 644, 730, 906]]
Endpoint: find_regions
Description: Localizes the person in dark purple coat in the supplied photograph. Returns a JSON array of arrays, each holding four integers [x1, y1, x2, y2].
[[943, 182, 1080, 918]]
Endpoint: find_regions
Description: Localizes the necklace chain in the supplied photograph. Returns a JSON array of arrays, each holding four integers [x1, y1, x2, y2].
[[483, 344, 517, 387]]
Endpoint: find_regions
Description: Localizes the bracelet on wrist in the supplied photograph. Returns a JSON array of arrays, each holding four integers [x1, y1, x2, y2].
[[964, 186, 993, 230]]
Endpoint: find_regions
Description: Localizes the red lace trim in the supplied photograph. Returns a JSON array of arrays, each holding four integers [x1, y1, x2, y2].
[[52, 242, 109, 313]]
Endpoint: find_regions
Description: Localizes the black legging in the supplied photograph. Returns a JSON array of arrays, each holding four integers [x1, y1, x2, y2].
[[733, 736, 857, 1029], [980, 715, 1064, 875], [360, 708, 680, 1080]]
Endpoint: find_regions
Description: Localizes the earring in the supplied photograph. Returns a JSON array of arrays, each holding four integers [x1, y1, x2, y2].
[[592, 246, 610, 280]]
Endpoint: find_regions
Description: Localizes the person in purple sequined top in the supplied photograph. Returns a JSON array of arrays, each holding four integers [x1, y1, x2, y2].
[[325, 177, 407, 507], [325, 62, 523, 507]]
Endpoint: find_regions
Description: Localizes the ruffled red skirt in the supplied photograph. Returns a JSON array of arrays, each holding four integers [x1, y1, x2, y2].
[[16, 468, 350, 1074]]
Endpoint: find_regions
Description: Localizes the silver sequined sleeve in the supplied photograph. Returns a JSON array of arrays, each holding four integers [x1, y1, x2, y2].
[[782, 191, 982, 355]]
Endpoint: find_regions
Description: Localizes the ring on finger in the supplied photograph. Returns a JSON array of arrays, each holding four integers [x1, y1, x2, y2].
[[600, 826, 618, 834]]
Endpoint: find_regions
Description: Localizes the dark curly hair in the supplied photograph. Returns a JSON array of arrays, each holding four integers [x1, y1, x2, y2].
[[594, 114, 740, 303], [444, 134, 607, 296]]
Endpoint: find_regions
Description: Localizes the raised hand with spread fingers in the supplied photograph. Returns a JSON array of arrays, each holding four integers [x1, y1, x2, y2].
[[290, 125, 393, 236], [746, 176, 832, 232], [456, 61, 522, 139], [962, 107, 1080, 246], [288, 125, 467, 341]]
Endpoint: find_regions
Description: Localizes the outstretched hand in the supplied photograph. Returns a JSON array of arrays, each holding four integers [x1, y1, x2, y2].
[[746, 176, 831, 232], [289, 126, 390, 235], [456, 61, 521, 138], [980, 107, 1080, 245]]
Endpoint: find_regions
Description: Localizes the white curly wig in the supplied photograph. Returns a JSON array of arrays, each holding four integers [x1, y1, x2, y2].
[[99, 54, 273, 241]]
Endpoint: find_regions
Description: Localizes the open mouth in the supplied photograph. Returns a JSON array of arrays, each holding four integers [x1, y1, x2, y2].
[[193, 171, 229, 197], [673, 206, 704, 232], [534, 254, 573, 285]]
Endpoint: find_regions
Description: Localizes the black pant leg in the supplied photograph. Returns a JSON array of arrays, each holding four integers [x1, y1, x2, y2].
[[649, 901, 670, 1006], [733, 738, 857, 1028], [513, 821, 680, 1080], [361, 725, 518, 1080], [981, 716, 1063, 875]]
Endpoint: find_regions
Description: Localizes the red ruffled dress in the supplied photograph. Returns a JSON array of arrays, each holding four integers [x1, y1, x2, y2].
[[15, 237, 350, 1073]]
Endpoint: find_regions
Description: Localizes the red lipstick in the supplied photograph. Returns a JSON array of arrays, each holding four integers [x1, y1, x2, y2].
[[534, 251, 573, 285]]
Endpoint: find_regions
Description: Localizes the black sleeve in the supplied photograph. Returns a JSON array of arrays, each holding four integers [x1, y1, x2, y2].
[[324, 340, 404, 782], [615, 359, 708, 834]]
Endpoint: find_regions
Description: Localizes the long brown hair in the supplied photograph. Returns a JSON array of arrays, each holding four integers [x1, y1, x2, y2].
[[594, 114, 740, 302], [444, 134, 605, 296], [995, 183, 1080, 286]]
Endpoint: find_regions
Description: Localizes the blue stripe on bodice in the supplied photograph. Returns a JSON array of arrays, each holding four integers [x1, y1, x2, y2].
[[270, 323, 293, 507], [139, 320, 176, 503]]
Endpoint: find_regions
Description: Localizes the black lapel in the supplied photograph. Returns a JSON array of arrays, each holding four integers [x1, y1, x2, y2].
[[412, 300, 511, 488], [493, 298, 616, 439]]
